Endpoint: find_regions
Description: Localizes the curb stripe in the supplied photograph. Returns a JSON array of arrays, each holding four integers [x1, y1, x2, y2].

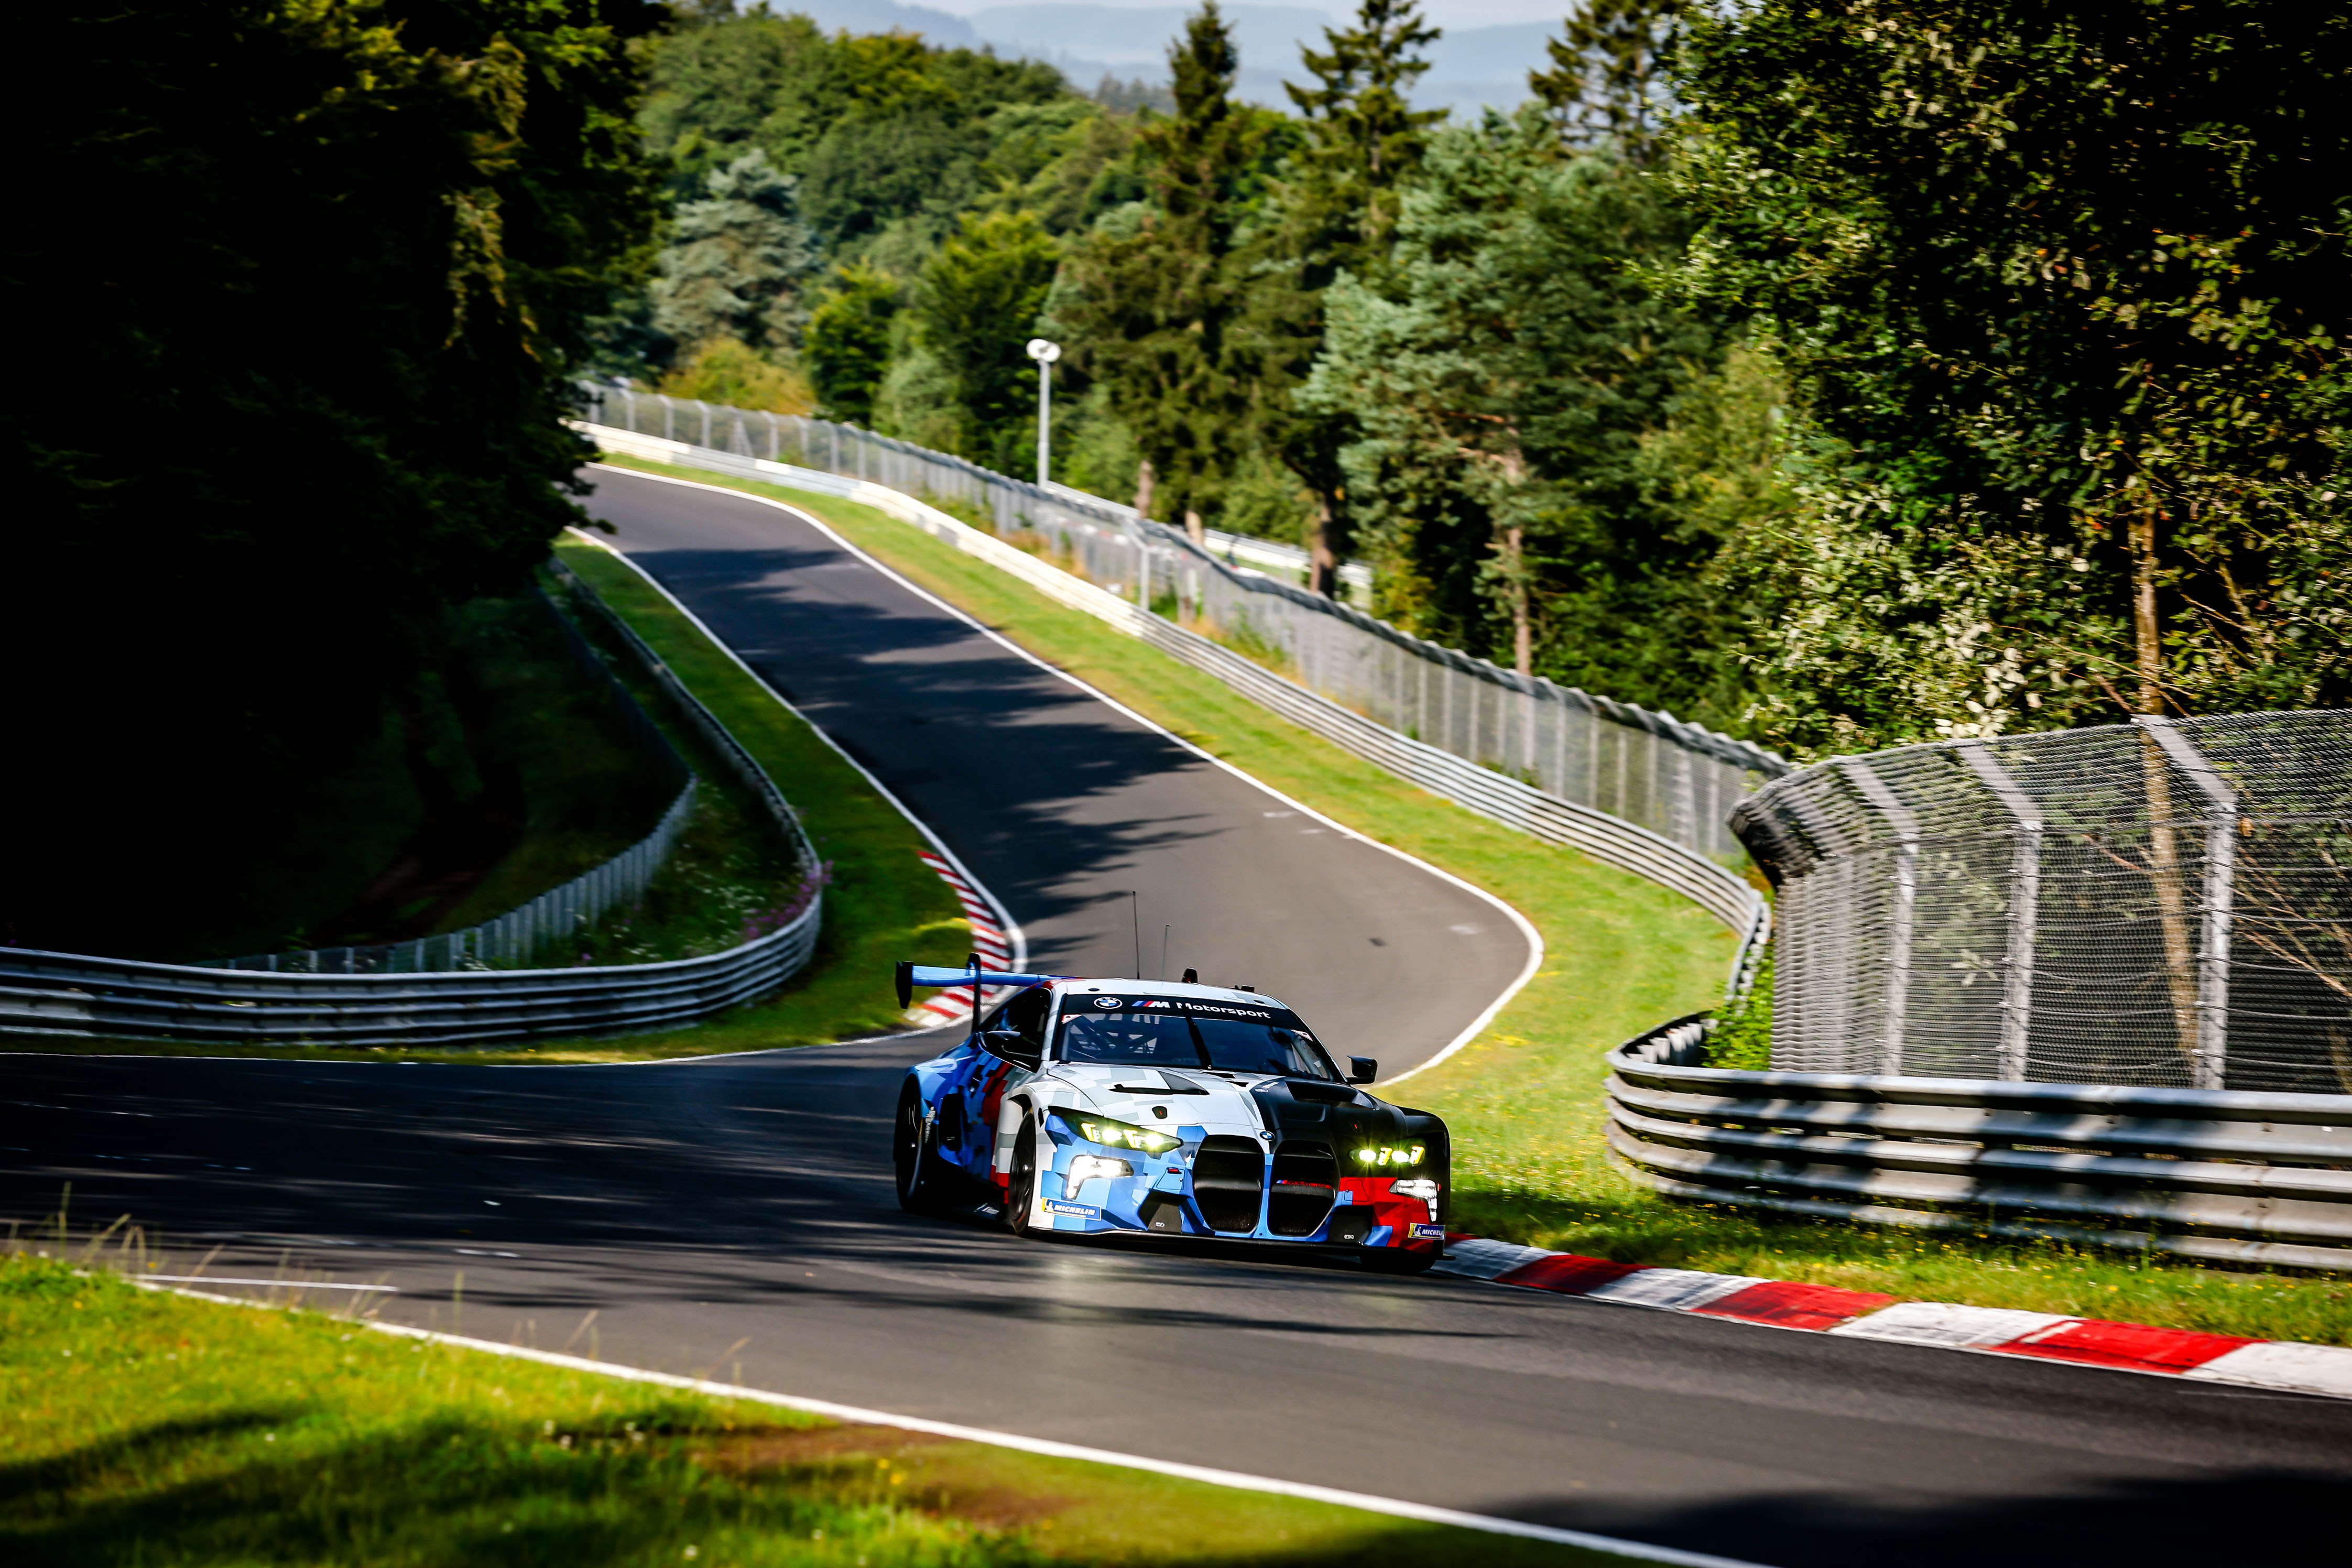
[[1436, 1243, 2352, 1399]]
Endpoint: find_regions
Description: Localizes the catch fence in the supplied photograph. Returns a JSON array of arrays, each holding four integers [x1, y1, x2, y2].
[[1732, 711, 2352, 1094], [580, 388, 1786, 873]]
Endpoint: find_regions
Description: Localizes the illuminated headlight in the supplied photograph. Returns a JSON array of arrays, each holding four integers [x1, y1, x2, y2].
[[1068, 1113, 1183, 1156], [1351, 1143, 1427, 1168], [1066, 1153, 1133, 1191], [1391, 1179, 1441, 1202]]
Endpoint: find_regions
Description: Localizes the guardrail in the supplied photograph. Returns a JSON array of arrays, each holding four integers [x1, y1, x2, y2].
[[578, 417, 1773, 972], [1607, 1015, 2352, 1271], [0, 566, 823, 1047]]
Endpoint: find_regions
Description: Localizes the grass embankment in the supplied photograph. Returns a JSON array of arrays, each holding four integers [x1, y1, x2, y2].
[[0, 1249, 1626, 1567], [4, 537, 972, 1065], [587, 454, 2351, 1345]]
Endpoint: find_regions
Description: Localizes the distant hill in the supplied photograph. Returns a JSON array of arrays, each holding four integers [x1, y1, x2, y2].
[[766, 1, 1543, 114]]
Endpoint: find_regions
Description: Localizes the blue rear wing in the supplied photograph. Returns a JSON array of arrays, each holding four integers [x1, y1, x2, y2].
[[895, 960, 1060, 1010]]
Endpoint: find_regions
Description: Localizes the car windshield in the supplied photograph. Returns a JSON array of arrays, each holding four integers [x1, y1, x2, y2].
[[1053, 997, 1341, 1081]]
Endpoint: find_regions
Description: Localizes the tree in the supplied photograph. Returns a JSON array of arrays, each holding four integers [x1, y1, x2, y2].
[[1301, 111, 1724, 712], [913, 211, 1059, 473], [5, 0, 664, 951], [1673, 0, 2352, 752], [649, 147, 819, 356], [805, 266, 901, 425], [1059, 4, 1271, 538], [1528, 0, 1685, 162], [1250, 0, 1445, 593]]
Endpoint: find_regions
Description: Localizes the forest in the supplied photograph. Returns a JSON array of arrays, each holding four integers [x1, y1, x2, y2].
[[5, 0, 2344, 949], [609, 0, 2350, 754]]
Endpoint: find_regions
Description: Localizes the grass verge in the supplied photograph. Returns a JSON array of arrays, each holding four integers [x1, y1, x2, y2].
[[581, 454, 2352, 1344], [1, 1246, 1634, 1567]]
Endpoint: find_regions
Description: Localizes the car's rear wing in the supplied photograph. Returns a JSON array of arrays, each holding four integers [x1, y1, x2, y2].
[[895, 960, 1061, 1010]]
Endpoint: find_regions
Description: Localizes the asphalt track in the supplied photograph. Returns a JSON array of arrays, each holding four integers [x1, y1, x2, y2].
[[7, 469, 2349, 1566]]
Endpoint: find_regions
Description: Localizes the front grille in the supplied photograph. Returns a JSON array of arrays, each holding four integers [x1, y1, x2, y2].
[[1192, 1135, 1265, 1233], [1267, 1140, 1336, 1236]]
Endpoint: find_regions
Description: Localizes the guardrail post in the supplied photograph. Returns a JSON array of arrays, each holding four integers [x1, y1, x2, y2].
[[1841, 758, 1920, 1074], [2135, 717, 2239, 1090], [1959, 742, 2043, 1080]]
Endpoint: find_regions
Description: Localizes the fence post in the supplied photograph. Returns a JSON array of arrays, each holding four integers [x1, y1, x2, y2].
[[662, 395, 675, 443], [1840, 758, 1919, 1075], [2134, 717, 2239, 1090], [1958, 742, 2042, 1080]]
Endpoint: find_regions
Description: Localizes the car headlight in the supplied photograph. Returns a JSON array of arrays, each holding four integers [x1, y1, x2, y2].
[[1067, 1113, 1183, 1156], [1351, 1143, 1427, 1168], [1066, 1153, 1133, 1191], [1391, 1178, 1441, 1202]]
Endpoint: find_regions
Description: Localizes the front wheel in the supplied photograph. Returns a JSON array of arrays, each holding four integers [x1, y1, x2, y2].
[[1000, 1112, 1039, 1237], [895, 1085, 946, 1213]]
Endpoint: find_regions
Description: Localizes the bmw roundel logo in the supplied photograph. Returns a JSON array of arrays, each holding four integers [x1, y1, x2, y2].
[[1092, 996, 1122, 1009]]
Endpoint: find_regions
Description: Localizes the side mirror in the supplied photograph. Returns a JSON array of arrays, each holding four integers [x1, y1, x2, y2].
[[1347, 1057, 1377, 1085], [984, 1030, 1040, 1068]]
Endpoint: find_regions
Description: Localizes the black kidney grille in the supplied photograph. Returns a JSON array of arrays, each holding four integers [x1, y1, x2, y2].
[[1192, 1135, 1266, 1233], [1267, 1140, 1336, 1237]]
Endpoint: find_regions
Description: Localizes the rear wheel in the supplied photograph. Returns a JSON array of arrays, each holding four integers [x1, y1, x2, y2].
[[895, 1085, 948, 1212], [1000, 1112, 1039, 1236]]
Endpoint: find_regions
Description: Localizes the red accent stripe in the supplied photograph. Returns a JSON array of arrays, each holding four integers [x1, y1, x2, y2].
[[1496, 1253, 1649, 1294], [1994, 1318, 2257, 1374], [1694, 1280, 1899, 1332]]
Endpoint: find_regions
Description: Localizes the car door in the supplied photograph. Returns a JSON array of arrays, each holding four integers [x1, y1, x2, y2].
[[951, 987, 1047, 1179]]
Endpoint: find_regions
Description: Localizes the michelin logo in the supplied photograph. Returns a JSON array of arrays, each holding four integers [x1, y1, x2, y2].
[[1049, 1201, 1102, 1218], [1408, 1223, 1445, 1239]]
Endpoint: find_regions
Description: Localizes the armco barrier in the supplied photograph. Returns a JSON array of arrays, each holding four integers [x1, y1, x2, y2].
[[581, 421, 1772, 974], [0, 566, 822, 1047], [1606, 1015, 2352, 1271]]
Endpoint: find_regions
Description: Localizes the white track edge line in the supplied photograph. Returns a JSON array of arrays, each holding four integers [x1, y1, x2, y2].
[[562, 516, 1026, 975], [353, 1309, 1773, 1567], [585, 464, 1540, 1081], [120, 1276, 1766, 1565]]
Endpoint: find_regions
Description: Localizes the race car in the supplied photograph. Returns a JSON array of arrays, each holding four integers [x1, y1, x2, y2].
[[890, 963, 1450, 1272]]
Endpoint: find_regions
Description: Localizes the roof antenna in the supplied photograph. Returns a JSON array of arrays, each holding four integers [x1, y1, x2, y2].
[[1160, 924, 1170, 981], [1181, 967, 1198, 984], [1129, 891, 1142, 979]]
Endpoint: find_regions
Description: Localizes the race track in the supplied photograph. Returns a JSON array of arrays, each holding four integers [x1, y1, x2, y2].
[[6, 469, 2347, 1567]]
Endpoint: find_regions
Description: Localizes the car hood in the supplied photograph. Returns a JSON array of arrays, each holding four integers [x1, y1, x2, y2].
[[1029, 1063, 1389, 1138]]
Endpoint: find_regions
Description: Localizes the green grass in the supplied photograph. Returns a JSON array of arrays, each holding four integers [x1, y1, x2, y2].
[[581, 454, 2352, 1344], [1, 1246, 1633, 1567]]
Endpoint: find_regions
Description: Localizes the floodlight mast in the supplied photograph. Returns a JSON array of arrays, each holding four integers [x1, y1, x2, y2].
[[1026, 338, 1061, 486]]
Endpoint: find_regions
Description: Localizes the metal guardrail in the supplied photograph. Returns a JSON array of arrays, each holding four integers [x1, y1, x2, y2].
[[0, 567, 823, 1047], [581, 420, 1771, 966], [1607, 1015, 2352, 1271]]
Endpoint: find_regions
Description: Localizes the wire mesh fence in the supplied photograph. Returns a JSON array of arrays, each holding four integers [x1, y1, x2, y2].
[[1732, 711, 2352, 1094], [579, 387, 1788, 867]]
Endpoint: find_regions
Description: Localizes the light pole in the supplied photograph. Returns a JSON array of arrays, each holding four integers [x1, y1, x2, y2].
[[1026, 337, 1061, 486]]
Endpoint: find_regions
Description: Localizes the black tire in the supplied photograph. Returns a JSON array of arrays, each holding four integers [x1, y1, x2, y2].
[[894, 1084, 948, 1213], [1000, 1111, 1039, 1236], [1362, 1246, 1436, 1276]]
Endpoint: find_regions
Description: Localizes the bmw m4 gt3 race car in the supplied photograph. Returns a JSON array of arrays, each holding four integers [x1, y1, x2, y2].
[[890, 965, 1450, 1273]]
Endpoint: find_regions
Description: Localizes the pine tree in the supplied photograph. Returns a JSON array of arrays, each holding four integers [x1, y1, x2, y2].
[[1059, 4, 1264, 540], [1250, 0, 1443, 593], [649, 148, 820, 356], [913, 212, 1060, 473], [1529, 0, 1685, 163]]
